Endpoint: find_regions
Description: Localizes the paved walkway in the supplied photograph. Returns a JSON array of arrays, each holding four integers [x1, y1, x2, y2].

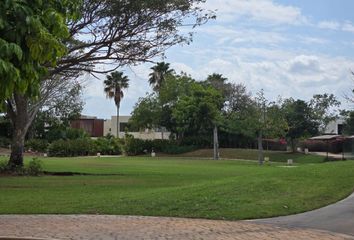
[[0, 215, 353, 240], [254, 192, 354, 236]]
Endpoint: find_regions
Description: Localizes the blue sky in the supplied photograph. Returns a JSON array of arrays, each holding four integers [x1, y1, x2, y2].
[[83, 0, 354, 119]]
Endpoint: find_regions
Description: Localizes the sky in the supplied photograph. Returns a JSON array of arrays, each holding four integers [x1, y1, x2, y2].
[[82, 0, 354, 119]]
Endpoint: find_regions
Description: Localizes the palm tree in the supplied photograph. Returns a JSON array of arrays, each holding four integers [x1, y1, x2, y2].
[[149, 62, 174, 93], [104, 71, 129, 138]]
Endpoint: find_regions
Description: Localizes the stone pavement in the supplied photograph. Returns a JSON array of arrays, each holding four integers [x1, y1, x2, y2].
[[254, 192, 354, 236], [0, 215, 353, 240]]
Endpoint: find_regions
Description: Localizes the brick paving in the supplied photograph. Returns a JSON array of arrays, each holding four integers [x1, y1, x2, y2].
[[0, 215, 353, 240]]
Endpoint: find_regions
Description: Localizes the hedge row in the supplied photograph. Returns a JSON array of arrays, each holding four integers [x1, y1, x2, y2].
[[41, 136, 196, 157], [300, 139, 344, 154], [123, 137, 196, 156], [47, 137, 124, 157]]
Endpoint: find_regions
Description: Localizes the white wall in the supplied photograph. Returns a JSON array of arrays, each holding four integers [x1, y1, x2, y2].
[[103, 115, 170, 139], [324, 118, 345, 134]]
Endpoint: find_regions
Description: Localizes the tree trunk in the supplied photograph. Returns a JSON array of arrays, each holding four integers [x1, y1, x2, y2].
[[291, 139, 296, 152], [258, 131, 264, 165], [213, 125, 219, 160], [7, 94, 33, 170], [9, 128, 26, 169], [116, 105, 120, 138]]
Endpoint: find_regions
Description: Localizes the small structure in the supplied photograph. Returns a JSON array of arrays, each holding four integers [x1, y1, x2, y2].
[[309, 135, 341, 160], [70, 115, 104, 137]]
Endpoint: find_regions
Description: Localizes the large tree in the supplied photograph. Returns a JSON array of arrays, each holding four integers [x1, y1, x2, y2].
[[29, 80, 84, 140], [282, 98, 319, 152], [1, 0, 80, 169], [309, 93, 341, 133], [104, 71, 129, 138], [1, 0, 214, 168], [224, 90, 286, 164], [149, 62, 174, 93]]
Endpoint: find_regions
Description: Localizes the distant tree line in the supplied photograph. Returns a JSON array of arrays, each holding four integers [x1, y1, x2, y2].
[[128, 62, 343, 163]]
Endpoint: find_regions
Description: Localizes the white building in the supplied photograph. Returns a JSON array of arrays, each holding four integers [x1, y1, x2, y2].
[[104, 115, 170, 140], [324, 118, 345, 135]]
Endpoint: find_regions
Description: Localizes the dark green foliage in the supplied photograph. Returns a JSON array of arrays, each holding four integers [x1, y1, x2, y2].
[[46, 127, 88, 142], [123, 137, 197, 156], [0, 136, 11, 148], [0, 116, 12, 138], [343, 111, 354, 135], [93, 137, 123, 155], [0, 0, 80, 102], [26, 158, 43, 176], [282, 99, 319, 151], [0, 158, 43, 176], [48, 139, 94, 157], [124, 137, 148, 156], [162, 145, 198, 154], [149, 62, 174, 92], [25, 139, 48, 152], [0, 159, 7, 172], [300, 140, 344, 154], [180, 135, 212, 148]]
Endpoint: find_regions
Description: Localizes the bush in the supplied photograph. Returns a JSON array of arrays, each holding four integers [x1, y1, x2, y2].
[[300, 139, 344, 154], [46, 127, 89, 142], [262, 139, 287, 151], [25, 139, 48, 152], [0, 159, 8, 172], [124, 137, 147, 156], [161, 145, 197, 154], [93, 137, 122, 155], [180, 135, 212, 148], [65, 128, 89, 140], [123, 136, 197, 156], [0, 137, 11, 148], [150, 139, 171, 152], [26, 158, 43, 176], [48, 138, 94, 157]]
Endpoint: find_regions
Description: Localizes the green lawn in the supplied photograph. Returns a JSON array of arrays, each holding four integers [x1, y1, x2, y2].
[[0, 155, 353, 220], [161, 148, 326, 163]]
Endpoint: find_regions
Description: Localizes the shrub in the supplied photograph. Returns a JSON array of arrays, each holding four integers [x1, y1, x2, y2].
[[123, 136, 197, 156], [180, 136, 212, 148], [0, 137, 11, 148], [300, 139, 344, 154], [25, 139, 49, 152], [262, 139, 287, 151], [150, 139, 171, 152], [48, 138, 94, 157], [161, 145, 197, 154], [93, 137, 122, 155], [65, 128, 89, 140], [46, 127, 89, 142], [0, 159, 8, 172], [124, 137, 147, 156], [26, 158, 43, 176]]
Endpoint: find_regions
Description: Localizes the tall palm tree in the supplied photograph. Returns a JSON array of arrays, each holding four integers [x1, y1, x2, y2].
[[104, 71, 129, 138], [149, 62, 174, 93]]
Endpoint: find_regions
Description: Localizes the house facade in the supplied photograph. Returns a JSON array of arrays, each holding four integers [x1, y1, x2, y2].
[[72, 115, 169, 140], [324, 118, 345, 135], [70, 115, 104, 137], [104, 116, 170, 139]]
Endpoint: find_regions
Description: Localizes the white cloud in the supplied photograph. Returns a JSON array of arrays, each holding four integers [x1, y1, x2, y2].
[[199, 25, 288, 46], [204, 0, 307, 25], [342, 22, 354, 33], [288, 55, 322, 75], [318, 21, 341, 30], [317, 20, 354, 34], [169, 50, 353, 105], [297, 36, 329, 45]]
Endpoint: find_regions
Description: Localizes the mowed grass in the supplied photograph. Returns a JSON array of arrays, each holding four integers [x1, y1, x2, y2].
[[163, 148, 326, 163], [0, 155, 353, 220]]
